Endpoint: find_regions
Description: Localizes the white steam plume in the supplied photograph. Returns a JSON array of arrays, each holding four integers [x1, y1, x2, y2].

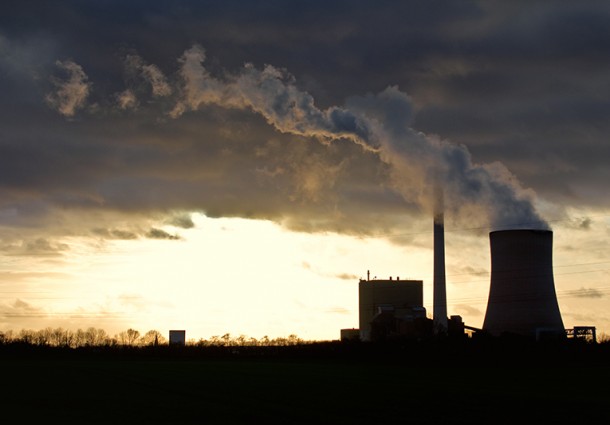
[[169, 44, 548, 230], [45, 60, 90, 117], [170, 45, 373, 150]]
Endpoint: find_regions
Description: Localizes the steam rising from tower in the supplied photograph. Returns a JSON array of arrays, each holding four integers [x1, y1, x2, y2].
[[46, 45, 553, 234], [165, 44, 549, 232]]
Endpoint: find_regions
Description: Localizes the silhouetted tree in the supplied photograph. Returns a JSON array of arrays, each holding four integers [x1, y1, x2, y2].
[[86, 327, 110, 346], [208, 335, 222, 346], [18, 329, 35, 344], [49, 327, 73, 347], [117, 328, 141, 346], [141, 330, 166, 346]]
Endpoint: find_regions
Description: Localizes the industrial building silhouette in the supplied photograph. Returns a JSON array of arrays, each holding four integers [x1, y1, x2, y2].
[[343, 220, 594, 342], [358, 277, 429, 341], [354, 276, 465, 342]]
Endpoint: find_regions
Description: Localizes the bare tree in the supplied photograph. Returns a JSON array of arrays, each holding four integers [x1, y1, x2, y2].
[[49, 327, 73, 347], [34, 327, 52, 346], [83, 327, 110, 346], [141, 330, 166, 346], [1, 330, 13, 343], [286, 334, 303, 345], [117, 328, 141, 346], [18, 329, 35, 344]]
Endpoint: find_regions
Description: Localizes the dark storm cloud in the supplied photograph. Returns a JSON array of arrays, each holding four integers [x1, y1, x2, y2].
[[1, 0, 608, 243]]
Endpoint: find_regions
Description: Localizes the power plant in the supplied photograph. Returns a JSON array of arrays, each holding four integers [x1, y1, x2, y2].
[[344, 215, 582, 342]]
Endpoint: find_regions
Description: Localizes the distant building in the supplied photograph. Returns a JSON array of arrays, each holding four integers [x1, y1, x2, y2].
[[359, 277, 429, 342], [340, 328, 360, 342], [169, 330, 186, 346]]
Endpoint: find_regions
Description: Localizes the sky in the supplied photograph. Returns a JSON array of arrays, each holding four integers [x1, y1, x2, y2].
[[1, 0, 610, 342]]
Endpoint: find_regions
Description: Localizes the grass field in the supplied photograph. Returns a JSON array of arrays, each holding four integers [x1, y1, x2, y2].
[[2, 340, 609, 424]]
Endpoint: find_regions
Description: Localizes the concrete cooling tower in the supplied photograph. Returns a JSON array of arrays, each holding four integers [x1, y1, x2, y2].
[[482, 229, 565, 339]]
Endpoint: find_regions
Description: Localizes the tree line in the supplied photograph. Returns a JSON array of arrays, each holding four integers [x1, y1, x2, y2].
[[0, 327, 307, 348]]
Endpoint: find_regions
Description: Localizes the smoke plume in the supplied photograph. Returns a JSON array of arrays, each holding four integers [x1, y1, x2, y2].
[[169, 45, 548, 231], [124, 54, 172, 98]]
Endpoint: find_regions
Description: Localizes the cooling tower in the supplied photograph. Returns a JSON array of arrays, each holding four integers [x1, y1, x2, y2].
[[482, 229, 565, 339]]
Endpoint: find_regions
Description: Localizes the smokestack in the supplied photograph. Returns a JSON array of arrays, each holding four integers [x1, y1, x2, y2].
[[483, 229, 565, 339], [433, 185, 448, 334]]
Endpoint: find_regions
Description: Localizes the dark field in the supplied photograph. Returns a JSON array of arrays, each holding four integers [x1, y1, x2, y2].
[[2, 340, 609, 424]]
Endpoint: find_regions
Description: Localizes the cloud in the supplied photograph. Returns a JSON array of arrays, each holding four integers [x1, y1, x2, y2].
[[45, 59, 91, 117], [1, 238, 69, 256], [92, 228, 139, 240], [0, 299, 47, 320], [146, 227, 181, 240], [454, 304, 484, 317], [115, 89, 138, 110], [123, 53, 172, 98], [326, 307, 350, 315], [569, 287, 604, 299], [24, 41, 549, 234], [566, 217, 593, 231], [166, 213, 195, 229], [2, 1, 609, 243], [142, 64, 172, 97], [335, 273, 359, 280]]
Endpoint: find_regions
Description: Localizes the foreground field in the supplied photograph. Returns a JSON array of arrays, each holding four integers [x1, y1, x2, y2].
[[2, 340, 609, 424]]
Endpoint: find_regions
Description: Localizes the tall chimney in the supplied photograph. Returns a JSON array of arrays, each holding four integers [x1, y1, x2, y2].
[[433, 185, 448, 334]]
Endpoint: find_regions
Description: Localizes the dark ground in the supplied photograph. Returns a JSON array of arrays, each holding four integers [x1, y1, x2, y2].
[[1, 338, 609, 424]]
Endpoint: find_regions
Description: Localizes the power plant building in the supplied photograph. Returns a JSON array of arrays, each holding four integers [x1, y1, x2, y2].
[[482, 229, 565, 339], [349, 222, 568, 342], [358, 277, 428, 341]]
